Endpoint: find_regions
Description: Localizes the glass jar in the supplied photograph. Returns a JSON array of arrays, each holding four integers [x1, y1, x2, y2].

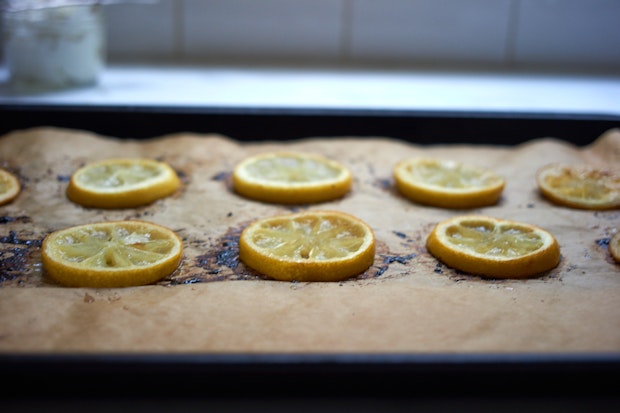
[[2, 3, 106, 91]]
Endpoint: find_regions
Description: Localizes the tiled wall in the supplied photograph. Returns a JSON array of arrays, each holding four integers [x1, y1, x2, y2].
[[107, 0, 620, 72]]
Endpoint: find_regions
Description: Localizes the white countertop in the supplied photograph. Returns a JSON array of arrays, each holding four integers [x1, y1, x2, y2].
[[1, 64, 619, 116]]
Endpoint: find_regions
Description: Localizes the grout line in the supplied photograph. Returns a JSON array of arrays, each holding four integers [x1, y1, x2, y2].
[[505, 0, 521, 67], [173, 0, 185, 61], [340, 0, 354, 63]]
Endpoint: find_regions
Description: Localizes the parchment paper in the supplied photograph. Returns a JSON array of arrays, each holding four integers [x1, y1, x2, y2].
[[1, 127, 619, 354]]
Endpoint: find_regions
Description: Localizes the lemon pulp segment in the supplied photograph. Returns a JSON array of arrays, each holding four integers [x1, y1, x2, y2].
[[445, 219, 545, 258], [244, 156, 343, 184], [77, 161, 164, 191], [67, 158, 180, 208], [51, 226, 175, 267], [232, 152, 352, 204], [251, 215, 367, 260], [409, 160, 499, 190], [394, 158, 504, 208], [239, 210, 375, 282], [537, 163, 620, 210]]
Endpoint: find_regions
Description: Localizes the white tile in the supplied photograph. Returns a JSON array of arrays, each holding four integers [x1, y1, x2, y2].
[[182, 0, 344, 62], [514, 0, 620, 70], [105, 0, 178, 61], [348, 0, 513, 66]]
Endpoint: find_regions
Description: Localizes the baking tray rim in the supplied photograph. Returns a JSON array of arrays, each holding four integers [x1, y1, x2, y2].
[[2, 351, 619, 397], [1, 102, 620, 145]]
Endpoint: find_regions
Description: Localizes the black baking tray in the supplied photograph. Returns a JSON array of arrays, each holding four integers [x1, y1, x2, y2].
[[2, 352, 619, 399], [1, 103, 619, 400], [1, 103, 619, 145]]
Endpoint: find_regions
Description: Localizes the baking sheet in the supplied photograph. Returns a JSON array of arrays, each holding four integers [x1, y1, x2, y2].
[[0, 126, 619, 355]]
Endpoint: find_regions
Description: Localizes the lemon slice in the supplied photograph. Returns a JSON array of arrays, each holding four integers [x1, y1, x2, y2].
[[232, 152, 352, 204], [426, 215, 560, 279], [0, 168, 20, 206], [66, 158, 181, 209], [42, 220, 183, 288], [610, 232, 620, 263], [536, 163, 620, 210], [393, 158, 505, 208], [239, 210, 376, 282]]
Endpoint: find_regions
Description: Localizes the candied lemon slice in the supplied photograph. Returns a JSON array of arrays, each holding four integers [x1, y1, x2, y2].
[[536, 163, 620, 210], [232, 152, 352, 204], [42, 220, 183, 288], [0, 168, 20, 206], [426, 215, 560, 279], [66, 158, 180, 209], [239, 210, 375, 282], [393, 158, 505, 208], [610, 232, 620, 263]]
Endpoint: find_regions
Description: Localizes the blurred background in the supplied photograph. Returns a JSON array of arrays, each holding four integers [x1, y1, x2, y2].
[[2, 0, 619, 74], [104, 0, 620, 73], [1, 0, 618, 142]]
